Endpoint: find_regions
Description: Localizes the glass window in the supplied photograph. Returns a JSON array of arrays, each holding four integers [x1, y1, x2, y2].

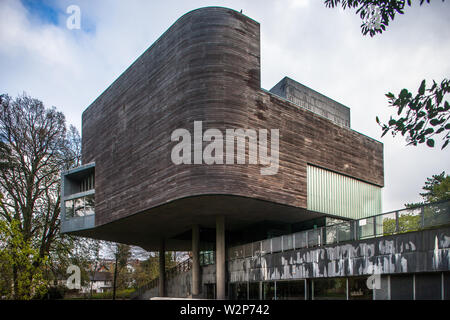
[[204, 284, 215, 299], [65, 200, 74, 219], [313, 278, 347, 300], [249, 282, 260, 300], [326, 225, 337, 244], [262, 282, 275, 300], [337, 222, 352, 242], [390, 274, 413, 300], [276, 280, 305, 300], [74, 197, 85, 217], [84, 194, 95, 216], [348, 277, 372, 300], [229, 283, 247, 300]]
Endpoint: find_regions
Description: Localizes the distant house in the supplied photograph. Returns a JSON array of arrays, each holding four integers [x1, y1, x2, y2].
[[83, 271, 113, 294]]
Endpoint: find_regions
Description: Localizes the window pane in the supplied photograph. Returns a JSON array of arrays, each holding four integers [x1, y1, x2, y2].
[[249, 282, 259, 300], [263, 282, 275, 300], [65, 200, 74, 219], [313, 278, 346, 300], [348, 277, 372, 300], [231, 283, 247, 300], [277, 280, 305, 300], [337, 222, 352, 242], [326, 226, 337, 244], [74, 197, 85, 217], [84, 194, 95, 216]]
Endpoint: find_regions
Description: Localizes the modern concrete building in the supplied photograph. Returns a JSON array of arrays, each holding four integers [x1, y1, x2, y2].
[[61, 7, 449, 300]]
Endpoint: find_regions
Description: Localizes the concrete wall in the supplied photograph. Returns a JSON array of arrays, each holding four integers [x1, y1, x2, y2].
[[229, 227, 450, 282], [269, 77, 351, 128], [80, 7, 384, 248]]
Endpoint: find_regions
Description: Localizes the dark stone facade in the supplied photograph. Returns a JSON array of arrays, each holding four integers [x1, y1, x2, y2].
[[80, 7, 383, 248], [229, 227, 450, 281]]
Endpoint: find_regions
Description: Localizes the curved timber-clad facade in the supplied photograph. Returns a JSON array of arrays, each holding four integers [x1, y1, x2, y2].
[[64, 7, 384, 251]]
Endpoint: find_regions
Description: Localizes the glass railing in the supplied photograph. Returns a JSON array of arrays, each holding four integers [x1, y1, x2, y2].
[[228, 200, 449, 260]]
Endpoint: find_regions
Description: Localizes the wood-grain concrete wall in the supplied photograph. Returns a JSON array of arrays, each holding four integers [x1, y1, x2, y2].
[[82, 7, 384, 228]]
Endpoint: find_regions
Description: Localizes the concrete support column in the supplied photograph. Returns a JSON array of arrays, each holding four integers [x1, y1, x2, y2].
[[159, 238, 166, 297], [192, 225, 200, 297], [216, 216, 226, 300]]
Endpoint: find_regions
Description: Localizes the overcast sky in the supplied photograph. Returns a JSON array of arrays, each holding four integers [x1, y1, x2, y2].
[[0, 0, 449, 212]]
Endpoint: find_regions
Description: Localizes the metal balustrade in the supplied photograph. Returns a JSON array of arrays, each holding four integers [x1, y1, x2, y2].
[[132, 201, 449, 298], [228, 200, 449, 260]]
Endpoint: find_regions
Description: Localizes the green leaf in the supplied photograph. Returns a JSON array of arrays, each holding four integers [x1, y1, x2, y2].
[[442, 140, 449, 149], [426, 139, 435, 147], [444, 101, 450, 111], [418, 79, 426, 95], [415, 121, 425, 131], [430, 119, 440, 126], [400, 89, 409, 99], [436, 91, 443, 105]]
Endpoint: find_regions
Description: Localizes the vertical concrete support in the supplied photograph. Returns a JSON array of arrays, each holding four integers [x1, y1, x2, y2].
[[216, 216, 226, 300], [159, 238, 166, 297], [192, 225, 200, 296]]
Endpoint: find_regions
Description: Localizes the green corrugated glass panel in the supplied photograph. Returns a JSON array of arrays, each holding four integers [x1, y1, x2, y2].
[[307, 165, 382, 219]]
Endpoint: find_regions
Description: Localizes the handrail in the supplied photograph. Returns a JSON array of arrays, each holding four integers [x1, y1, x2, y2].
[[228, 200, 450, 260], [132, 200, 449, 298]]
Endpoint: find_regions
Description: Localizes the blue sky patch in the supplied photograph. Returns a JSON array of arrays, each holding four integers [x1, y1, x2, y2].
[[20, 0, 96, 34], [21, 0, 60, 25]]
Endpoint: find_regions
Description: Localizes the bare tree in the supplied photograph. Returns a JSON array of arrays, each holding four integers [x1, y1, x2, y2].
[[0, 93, 78, 298]]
